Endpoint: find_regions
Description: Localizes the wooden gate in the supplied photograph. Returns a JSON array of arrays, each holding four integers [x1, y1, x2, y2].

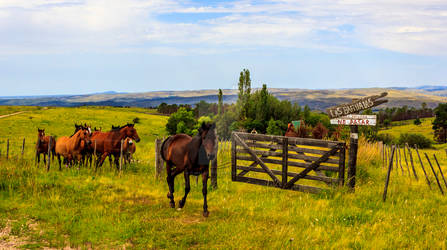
[[231, 132, 346, 193]]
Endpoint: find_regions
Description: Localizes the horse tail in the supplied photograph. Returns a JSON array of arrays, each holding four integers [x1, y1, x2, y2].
[[160, 136, 171, 162]]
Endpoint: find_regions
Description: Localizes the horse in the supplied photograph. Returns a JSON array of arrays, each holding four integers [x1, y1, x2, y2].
[[161, 122, 218, 217], [90, 123, 140, 169], [73, 124, 94, 166], [35, 128, 56, 165], [123, 137, 136, 164], [55, 127, 91, 169]]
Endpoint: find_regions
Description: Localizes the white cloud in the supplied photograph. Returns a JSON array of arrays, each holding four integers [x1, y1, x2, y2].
[[0, 0, 446, 55]]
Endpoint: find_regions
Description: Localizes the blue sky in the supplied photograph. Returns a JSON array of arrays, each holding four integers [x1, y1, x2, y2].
[[0, 0, 446, 96]]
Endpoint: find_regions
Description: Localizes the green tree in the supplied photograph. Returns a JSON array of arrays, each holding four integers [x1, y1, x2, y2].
[[432, 103, 447, 143], [218, 89, 223, 116], [166, 107, 196, 136], [237, 69, 251, 120], [216, 110, 237, 140], [266, 118, 285, 136], [414, 118, 422, 125]]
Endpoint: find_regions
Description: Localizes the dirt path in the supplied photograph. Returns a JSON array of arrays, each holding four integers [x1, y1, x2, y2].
[[0, 111, 27, 119]]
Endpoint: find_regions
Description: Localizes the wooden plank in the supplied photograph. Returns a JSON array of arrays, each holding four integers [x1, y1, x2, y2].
[[282, 137, 288, 187], [287, 153, 339, 164], [236, 166, 338, 184], [415, 145, 431, 188], [405, 143, 418, 180], [235, 155, 339, 172], [424, 153, 444, 195], [236, 148, 282, 157], [235, 132, 340, 148], [347, 125, 358, 190], [330, 115, 377, 126], [433, 154, 447, 189], [284, 146, 341, 189], [326, 92, 388, 119], [234, 176, 322, 194], [246, 142, 282, 150], [233, 133, 281, 187], [235, 132, 284, 144], [288, 145, 331, 156]]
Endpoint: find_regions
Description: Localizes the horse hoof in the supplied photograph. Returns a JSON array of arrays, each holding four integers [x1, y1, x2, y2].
[[179, 200, 185, 208], [203, 211, 209, 217], [170, 202, 175, 208], [167, 192, 173, 199]]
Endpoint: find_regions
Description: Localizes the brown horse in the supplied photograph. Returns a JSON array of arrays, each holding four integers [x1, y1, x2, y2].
[[55, 127, 91, 169], [161, 122, 218, 217], [123, 137, 136, 164], [36, 128, 56, 165], [90, 123, 140, 169]]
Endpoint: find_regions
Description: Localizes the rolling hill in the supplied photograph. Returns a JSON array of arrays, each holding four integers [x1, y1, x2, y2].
[[1, 86, 446, 111]]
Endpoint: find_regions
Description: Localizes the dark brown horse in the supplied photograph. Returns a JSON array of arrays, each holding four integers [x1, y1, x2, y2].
[[36, 128, 56, 165], [90, 123, 140, 169], [161, 123, 218, 217]]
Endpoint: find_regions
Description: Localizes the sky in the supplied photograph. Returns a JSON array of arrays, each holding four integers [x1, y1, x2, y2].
[[0, 0, 447, 96]]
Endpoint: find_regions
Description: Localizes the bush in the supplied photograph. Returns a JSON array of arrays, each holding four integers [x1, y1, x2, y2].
[[376, 133, 395, 145], [266, 119, 286, 136], [166, 107, 196, 136], [398, 133, 432, 149], [312, 122, 328, 139], [413, 118, 421, 125], [133, 117, 140, 124]]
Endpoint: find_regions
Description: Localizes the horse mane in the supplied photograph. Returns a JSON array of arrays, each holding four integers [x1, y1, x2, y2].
[[110, 123, 134, 132]]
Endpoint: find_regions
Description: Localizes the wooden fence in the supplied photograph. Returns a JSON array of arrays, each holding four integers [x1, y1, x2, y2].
[[231, 132, 346, 194]]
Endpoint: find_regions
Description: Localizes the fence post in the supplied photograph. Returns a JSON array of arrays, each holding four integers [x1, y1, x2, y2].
[[424, 153, 444, 195], [339, 144, 346, 186], [406, 143, 418, 180], [47, 137, 51, 171], [282, 137, 288, 188], [347, 125, 358, 191], [433, 154, 447, 189], [210, 157, 218, 189], [415, 145, 431, 188], [6, 139, 9, 160], [383, 146, 396, 202], [21, 138, 25, 160], [231, 133, 236, 181], [119, 139, 123, 171]]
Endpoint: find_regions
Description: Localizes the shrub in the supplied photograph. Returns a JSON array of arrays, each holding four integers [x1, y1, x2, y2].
[[166, 107, 196, 136], [266, 119, 286, 136], [398, 133, 432, 149], [376, 133, 395, 145], [413, 118, 421, 125], [133, 117, 140, 124], [312, 122, 328, 139]]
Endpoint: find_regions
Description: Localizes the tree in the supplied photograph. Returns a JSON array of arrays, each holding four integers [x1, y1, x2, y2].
[[237, 69, 251, 120], [266, 118, 285, 136], [166, 107, 196, 136], [433, 103, 447, 143], [218, 89, 223, 116], [414, 118, 421, 125]]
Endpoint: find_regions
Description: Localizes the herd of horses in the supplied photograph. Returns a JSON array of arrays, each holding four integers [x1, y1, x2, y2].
[[35, 122, 218, 217], [36, 123, 140, 170]]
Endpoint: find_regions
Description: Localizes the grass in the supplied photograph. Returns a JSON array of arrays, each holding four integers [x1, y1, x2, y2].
[[1, 106, 447, 248]]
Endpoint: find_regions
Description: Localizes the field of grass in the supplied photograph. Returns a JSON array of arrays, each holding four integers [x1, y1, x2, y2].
[[1, 107, 447, 249]]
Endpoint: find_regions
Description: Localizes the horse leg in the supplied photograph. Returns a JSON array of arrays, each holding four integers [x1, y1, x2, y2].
[[96, 152, 109, 171], [36, 153, 40, 165], [57, 154, 62, 171], [202, 170, 209, 217], [43, 153, 47, 165], [179, 170, 191, 208], [166, 162, 180, 208]]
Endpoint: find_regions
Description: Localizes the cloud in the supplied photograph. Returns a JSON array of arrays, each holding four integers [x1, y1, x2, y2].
[[0, 0, 446, 55]]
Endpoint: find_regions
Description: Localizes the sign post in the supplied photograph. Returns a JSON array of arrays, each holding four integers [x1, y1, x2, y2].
[[326, 93, 388, 191]]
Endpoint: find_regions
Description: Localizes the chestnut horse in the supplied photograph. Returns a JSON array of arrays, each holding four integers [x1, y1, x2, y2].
[[161, 123, 218, 217], [90, 123, 140, 170], [36, 128, 56, 165], [55, 127, 91, 169], [123, 137, 136, 164]]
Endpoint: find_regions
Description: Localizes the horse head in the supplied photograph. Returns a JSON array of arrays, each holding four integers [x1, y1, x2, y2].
[[78, 127, 92, 146], [37, 128, 45, 138], [123, 124, 140, 143], [198, 122, 217, 161]]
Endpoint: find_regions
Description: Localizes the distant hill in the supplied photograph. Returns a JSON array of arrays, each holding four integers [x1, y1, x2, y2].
[[1, 86, 446, 111]]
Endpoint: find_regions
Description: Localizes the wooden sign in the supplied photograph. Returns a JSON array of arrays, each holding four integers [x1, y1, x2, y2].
[[326, 92, 388, 119], [330, 115, 376, 126]]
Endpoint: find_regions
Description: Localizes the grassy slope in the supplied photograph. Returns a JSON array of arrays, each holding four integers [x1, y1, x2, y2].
[[1, 107, 447, 249]]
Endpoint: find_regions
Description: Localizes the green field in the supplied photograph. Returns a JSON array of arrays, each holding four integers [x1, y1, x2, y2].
[[1, 107, 447, 249]]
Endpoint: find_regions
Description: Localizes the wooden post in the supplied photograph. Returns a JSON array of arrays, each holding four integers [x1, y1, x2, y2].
[[415, 145, 431, 188], [47, 137, 51, 171], [433, 154, 447, 189], [424, 153, 444, 195], [119, 139, 123, 171], [397, 145, 405, 175], [6, 139, 9, 160], [406, 144, 418, 180], [339, 144, 346, 186], [282, 137, 289, 188], [21, 138, 25, 160], [383, 146, 396, 202], [347, 125, 358, 190], [402, 143, 411, 177], [231, 133, 236, 181], [210, 157, 218, 189]]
